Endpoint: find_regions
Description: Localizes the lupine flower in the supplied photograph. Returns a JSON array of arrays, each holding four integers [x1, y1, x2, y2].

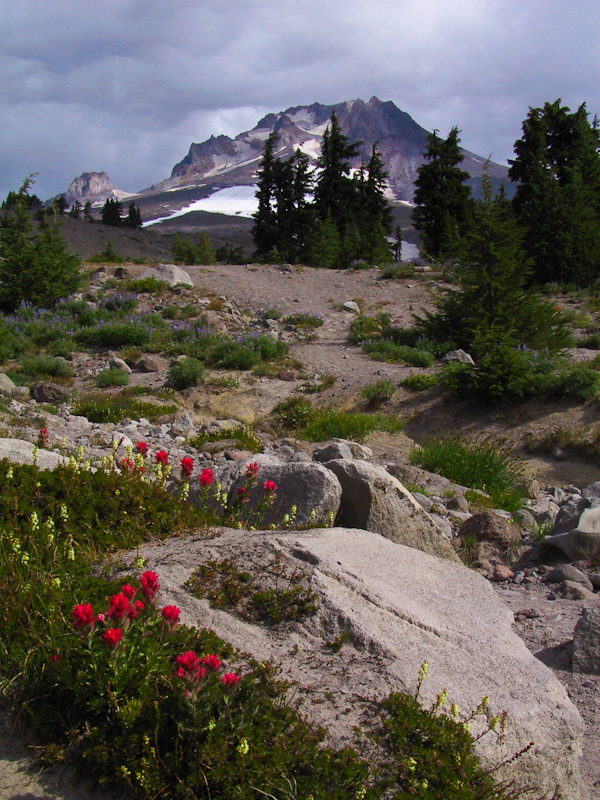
[[103, 627, 124, 649], [141, 571, 160, 601], [199, 468, 214, 487], [108, 593, 132, 621], [203, 653, 222, 671], [246, 462, 259, 478], [162, 605, 181, 627], [180, 457, 194, 479], [263, 480, 277, 493], [121, 583, 137, 599], [155, 450, 169, 465], [73, 603, 96, 631], [221, 672, 241, 686], [136, 441, 149, 456]]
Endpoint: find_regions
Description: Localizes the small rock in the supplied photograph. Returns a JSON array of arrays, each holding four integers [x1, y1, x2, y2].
[[442, 349, 475, 365], [573, 607, 600, 674], [545, 565, 594, 592], [30, 382, 70, 404], [342, 301, 360, 314], [489, 564, 515, 582], [446, 494, 470, 512], [108, 350, 132, 374], [278, 369, 298, 381]]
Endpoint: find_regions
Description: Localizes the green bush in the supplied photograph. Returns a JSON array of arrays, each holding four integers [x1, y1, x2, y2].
[[301, 410, 404, 443], [348, 313, 391, 345], [125, 276, 169, 294], [401, 373, 439, 391], [363, 340, 434, 367], [410, 435, 525, 511], [283, 312, 324, 329], [73, 393, 178, 423], [168, 357, 205, 390], [362, 379, 396, 408], [75, 321, 152, 348], [271, 397, 317, 430], [96, 367, 130, 388], [190, 424, 263, 454], [19, 354, 74, 379]]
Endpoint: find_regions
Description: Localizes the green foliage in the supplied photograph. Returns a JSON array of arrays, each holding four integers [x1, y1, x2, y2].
[[172, 231, 216, 265], [283, 312, 324, 329], [101, 198, 123, 227], [363, 340, 434, 367], [362, 379, 396, 409], [168, 357, 205, 390], [19, 355, 74, 380], [272, 398, 404, 442], [411, 127, 474, 261], [190, 424, 263, 454], [348, 312, 392, 345], [0, 177, 82, 312], [401, 373, 439, 391], [187, 555, 319, 625], [87, 240, 125, 263], [75, 321, 152, 348], [410, 435, 525, 511], [509, 99, 600, 286], [96, 367, 130, 388], [125, 276, 169, 294], [380, 262, 416, 280], [72, 392, 178, 423]]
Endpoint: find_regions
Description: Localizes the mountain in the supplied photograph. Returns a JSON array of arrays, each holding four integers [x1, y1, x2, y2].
[[132, 97, 510, 227], [55, 171, 132, 207]]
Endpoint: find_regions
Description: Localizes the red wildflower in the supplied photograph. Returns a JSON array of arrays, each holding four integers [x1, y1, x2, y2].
[[108, 593, 132, 621], [180, 457, 194, 479], [136, 441, 149, 456], [162, 605, 181, 627], [198, 468, 214, 487], [120, 457, 134, 471], [236, 487, 249, 503], [155, 450, 169, 465], [103, 627, 123, 649], [50, 653, 61, 662], [38, 427, 49, 447], [203, 653, 222, 671], [176, 651, 201, 675], [129, 600, 145, 619], [72, 603, 96, 632], [246, 462, 259, 478], [121, 583, 137, 599], [263, 480, 277, 493], [140, 571, 160, 601], [221, 672, 241, 686]]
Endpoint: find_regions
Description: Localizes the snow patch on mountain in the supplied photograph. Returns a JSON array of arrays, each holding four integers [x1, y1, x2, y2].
[[143, 185, 259, 226]]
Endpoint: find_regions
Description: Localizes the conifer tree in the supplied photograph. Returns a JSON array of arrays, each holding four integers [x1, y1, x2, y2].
[[0, 177, 81, 311], [509, 99, 600, 286], [313, 111, 360, 231], [126, 201, 142, 228], [101, 198, 123, 227], [252, 132, 279, 258], [412, 127, 473, 261]]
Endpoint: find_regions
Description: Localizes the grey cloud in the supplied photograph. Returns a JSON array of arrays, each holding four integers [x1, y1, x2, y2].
[[1, 0, 599, 199]]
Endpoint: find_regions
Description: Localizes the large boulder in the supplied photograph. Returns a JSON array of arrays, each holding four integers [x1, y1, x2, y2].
[[455, 511, 522, 571], [139, 263, 193, 287], [324, 459, 459, 561], [0, 438, 64, 471], [573, 607, 600, 675], [30, 381, 70, 404], [544, 499, 600, 562], [127, 527, 582, 799]]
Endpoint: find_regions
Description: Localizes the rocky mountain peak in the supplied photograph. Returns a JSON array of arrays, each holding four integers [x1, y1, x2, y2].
[[56, 171, 131, 207]]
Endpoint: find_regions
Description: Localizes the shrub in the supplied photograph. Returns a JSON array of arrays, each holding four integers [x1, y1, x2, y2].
[[75, 321, 152, 348], [271, 397, 317, 430], [96, 367, 130, 388], [125, 276, 169, 294], [190, 424, 263, 454], [401, 373, 439, 391], [379, 263, 415, 280], [19, 354, 74, 379], [363, 340, 434, 367], [300, 410, 404, 443], [73, 393, 178, 423], [348, 312, 391, 345], [283, 312, 324, 329], [168, 357, 205, 390], [362, 379, 396, 408], [410, 435, 525, 511]]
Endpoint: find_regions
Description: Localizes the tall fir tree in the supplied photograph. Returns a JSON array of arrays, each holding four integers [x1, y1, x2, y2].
[[411, 127, 473, 261], [313, 111, 360, 232], [252, 131, 279, 258], [509, 99, 600, 286]]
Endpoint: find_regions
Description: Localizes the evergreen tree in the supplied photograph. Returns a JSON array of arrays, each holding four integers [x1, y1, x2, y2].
[[309, 212, 341, 269], [83, 200, 93, 222], [53, 196, 68, 216], [195, 230, 216, 265], [101, 198, 123, 227], [69, 201, 82, 219], [313, 111, 360, 231], [252, 132, 279, 258], [509, 99, 600, 286], [0, 177, 81, 311], [125, 201, 142, 228], [416, 173, 570, 355], [412, 127, 473, 261], [172, 234, 199, 265]]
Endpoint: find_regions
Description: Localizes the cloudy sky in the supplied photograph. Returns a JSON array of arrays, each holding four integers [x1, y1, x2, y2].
[[2, 0, 598, 201]]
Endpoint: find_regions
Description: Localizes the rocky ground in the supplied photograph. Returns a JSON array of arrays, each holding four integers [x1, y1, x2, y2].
[[1, 262, 599, 798]]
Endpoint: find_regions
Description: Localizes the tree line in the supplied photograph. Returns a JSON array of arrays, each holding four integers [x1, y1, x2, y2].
[[252, 112, 395, 268], [411, 98, 600, 288]]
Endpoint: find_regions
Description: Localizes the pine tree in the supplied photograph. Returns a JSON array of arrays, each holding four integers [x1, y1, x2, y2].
[[83, 200, 93, 222], [310, 212, 341, 269], [252, 132, 279, 258], [126, 201, 142, 228], [0, 177, 81, 311], [195, 231, 216, 265], [313, 111, 360, 232], [509, 99, 600, 286], [412, 127, 473, 261], [101, 198, 123, 227]]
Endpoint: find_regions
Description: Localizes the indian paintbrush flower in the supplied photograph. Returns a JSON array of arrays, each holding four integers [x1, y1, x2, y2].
[[140, 570, 160, 601]]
